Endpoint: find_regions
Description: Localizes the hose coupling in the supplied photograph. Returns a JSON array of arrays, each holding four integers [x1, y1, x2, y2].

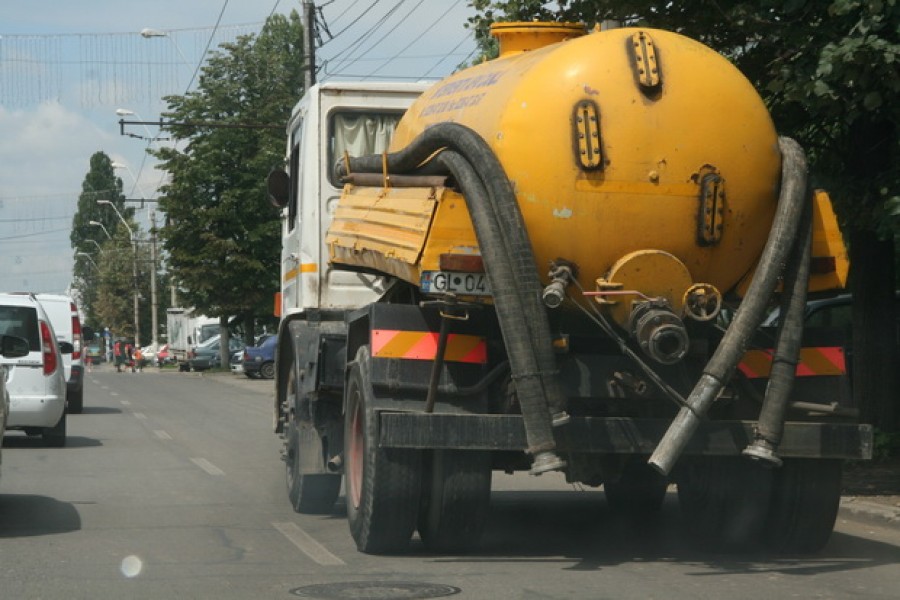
[[543, 261, 577, 309], [629, 301, 689, 365]]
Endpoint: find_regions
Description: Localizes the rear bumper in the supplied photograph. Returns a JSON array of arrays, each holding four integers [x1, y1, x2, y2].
[[7, 395, 65, 428], [378, 413, 873, 460]]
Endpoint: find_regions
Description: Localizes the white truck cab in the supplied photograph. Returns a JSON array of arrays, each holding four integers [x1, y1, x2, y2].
[[277, 82, 430, 317]]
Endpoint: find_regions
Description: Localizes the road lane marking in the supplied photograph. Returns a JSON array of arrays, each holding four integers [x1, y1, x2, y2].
[[111, 392, 120, 397], [191, 458, 225, 476], [133, 412, 147, 420], [272, 522, 345, 566], [120, 400, 130, 405], [153, 430, 172, 440]]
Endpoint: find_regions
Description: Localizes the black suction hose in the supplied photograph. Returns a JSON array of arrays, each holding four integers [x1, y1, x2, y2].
[[648, 137, 809, 475], [743, 187, 813, 465], [340, 123, 566, 473]]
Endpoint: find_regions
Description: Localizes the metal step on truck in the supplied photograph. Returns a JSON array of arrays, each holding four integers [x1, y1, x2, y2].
[[267, 23, 871, 555]]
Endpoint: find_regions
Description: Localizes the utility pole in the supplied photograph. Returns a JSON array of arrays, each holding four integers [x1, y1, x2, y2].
[[302, 0, 316, 90], [150, 211, 159, 351]]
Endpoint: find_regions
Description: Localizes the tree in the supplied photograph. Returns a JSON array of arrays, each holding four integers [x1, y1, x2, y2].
[[70, 151, 133, 330], [467, 1, 899, 433], [152, 12, 305, 365]]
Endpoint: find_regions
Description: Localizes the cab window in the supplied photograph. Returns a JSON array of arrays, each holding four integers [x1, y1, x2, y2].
[[327, 111, 403, 187]]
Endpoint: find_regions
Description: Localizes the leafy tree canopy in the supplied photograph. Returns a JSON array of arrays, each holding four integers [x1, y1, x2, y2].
[[152, 12, 305, 324]]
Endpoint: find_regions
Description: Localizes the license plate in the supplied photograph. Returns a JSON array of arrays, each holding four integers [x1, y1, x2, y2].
[[420, 271, 491, 296]]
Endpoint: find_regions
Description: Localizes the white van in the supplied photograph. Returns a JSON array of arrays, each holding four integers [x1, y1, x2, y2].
[[35, 294, 85, 413], [0, 293, 69, 447]]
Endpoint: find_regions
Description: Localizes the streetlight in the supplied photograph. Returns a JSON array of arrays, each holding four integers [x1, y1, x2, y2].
[[140, 27, 192, 70], [88, 220, 112, 240], [97, 200, 141, 349], [75, 251, 99, 270], [85, 239, 104, 252]]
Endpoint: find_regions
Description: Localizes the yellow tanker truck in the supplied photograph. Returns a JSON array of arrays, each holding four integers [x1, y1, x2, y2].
[[267, 23, 870, 554]]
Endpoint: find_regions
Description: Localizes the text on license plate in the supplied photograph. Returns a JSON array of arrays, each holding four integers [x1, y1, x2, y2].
[[420, 271, 491, 296]]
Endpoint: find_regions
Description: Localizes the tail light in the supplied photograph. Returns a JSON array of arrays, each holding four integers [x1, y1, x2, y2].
[[40, 320, 58, 376], [71, 301, 83, 360]]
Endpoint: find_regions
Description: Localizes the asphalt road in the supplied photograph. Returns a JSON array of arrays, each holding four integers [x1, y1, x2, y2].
[[1, 367, 898, 600]]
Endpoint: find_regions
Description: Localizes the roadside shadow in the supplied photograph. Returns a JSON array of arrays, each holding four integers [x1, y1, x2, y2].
[[0, 494, 81, 537], [3, 435, 102, 449]]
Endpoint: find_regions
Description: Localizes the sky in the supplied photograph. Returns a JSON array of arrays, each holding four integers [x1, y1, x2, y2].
[[0, 0, 478, 294]]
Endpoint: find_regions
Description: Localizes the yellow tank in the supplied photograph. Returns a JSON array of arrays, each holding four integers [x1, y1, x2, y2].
[[328, 24, 847, 328], [394, 24, 780, 318]]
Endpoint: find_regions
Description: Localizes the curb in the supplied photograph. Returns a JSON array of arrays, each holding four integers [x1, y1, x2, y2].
[[840, 497, 900, 527]]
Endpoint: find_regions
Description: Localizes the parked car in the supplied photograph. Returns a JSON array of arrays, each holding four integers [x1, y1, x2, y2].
[[187, 335, 244, 371], [242, 334, 276, 379], [35, 293, 86, 413], [0, 293, 69, 447], [0, 333, 31, 479]]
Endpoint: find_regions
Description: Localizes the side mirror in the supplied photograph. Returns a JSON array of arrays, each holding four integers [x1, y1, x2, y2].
[[82, 326, 96, 342], [267, 168, 290, 209], [58, 341, 75, 354], [1, 334, 30, 359]]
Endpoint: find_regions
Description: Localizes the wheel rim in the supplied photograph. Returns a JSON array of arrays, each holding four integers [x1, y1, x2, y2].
[[347, 388, 364, 509]]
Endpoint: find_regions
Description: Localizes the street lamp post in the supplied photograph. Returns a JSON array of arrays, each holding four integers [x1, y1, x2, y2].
[[75, 251, 99, 271], [97, 200, 140, 349], [88, 220, 112, 240]]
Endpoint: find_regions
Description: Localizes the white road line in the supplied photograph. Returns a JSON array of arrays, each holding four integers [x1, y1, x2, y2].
[[111, 392, 120, 397], [133, 412, 147, 420], [153, 430, 172, 440], [190, 458, 225, 476], [119, 399, 130, 405], [272, 522, 345, 566]]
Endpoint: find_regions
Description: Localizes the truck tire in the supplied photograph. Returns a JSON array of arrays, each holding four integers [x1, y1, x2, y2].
[[260, 362, 275, 380], [344, 346, 421, 553], [418, 449, 492, 552], [764, 458, 842, 554], [42, 409, 67, 448], [67, 389, 84, 414], [604, 458, 669, 514], [676, 456, 772, 551]]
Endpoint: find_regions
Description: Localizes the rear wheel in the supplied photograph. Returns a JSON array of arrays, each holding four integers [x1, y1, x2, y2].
[[418, 449, 492, 552], [676, 456, 773, 551], [260, 362, 275, 380], [42, 408, 67, 448], [764, 458, 842, 554], [604, 457, 669, 514], [344, 346, 421, 553]]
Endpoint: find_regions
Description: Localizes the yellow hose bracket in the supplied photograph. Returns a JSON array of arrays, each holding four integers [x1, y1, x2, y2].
[[573, 100, 603, 171], [381, 152, 391, 190], [629, 31, 661, 91]]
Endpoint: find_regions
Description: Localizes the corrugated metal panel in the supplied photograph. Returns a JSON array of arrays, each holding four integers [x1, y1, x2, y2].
[[327, 185, 441, 283]]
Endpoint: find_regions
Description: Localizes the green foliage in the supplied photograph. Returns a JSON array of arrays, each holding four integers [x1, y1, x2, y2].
[[70, 151, 133, 328], [152, 12, 304, 322], [873, 429, 900, 461]]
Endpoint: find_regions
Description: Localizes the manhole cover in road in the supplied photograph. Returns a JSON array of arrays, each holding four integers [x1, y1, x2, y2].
[[289, 581, 461, 599]]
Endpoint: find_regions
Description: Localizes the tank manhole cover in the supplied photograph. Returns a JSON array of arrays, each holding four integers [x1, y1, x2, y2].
[[289, 581, 461, 599]]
